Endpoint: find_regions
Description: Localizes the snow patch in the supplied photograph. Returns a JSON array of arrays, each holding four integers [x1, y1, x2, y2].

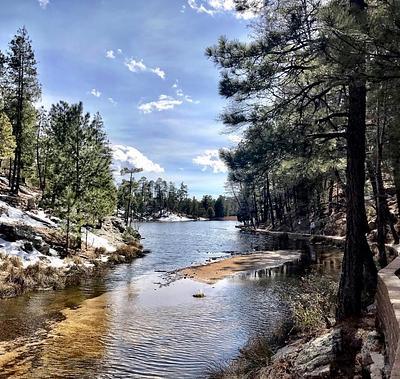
[[158, 213, 193, 222], [0, 200, 57, 228], [0, 238, 67, 268], [83, 229, 116, 252]]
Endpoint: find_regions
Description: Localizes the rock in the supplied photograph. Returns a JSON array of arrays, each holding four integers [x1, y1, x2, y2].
[[294, 329, 342, 374], [366, 303, 377, 313], [38, 243, 50, 256], [304, 364, 331, 378], [272, 340, 303, 361], [23, 241, 33, 252], [369, 352, 385, 379], [110, 217, 126, 233], [32, 236, 51, 256]]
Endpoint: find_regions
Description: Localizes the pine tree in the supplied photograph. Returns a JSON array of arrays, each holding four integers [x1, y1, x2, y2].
[[214, 196, 225, 218], [4, 27, 41, 194]]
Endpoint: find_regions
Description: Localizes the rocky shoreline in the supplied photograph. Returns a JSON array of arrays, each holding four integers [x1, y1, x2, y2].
[[0, 187, 147, 299]]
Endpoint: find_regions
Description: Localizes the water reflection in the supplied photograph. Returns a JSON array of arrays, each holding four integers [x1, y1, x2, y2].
[[0, 222, 343, 378]]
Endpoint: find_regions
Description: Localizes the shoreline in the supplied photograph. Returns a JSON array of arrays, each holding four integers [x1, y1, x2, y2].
[[179, 250, 302, 284]]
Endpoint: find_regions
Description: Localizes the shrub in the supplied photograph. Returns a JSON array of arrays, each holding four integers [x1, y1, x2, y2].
[[285, 273, 338, 334], [122, 226, 141, 244]]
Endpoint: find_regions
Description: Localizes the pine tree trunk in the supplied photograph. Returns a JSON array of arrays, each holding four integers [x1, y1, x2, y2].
[[337, 79, 377, 320], [328, 178, 334, 215]]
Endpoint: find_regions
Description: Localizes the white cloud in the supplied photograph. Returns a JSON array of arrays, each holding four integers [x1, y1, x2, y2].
[[117, 49, 123, 54], [151, 67, 166, 80], [187, 0, 262, 19], [108, 97, 117, 105], [125, 58, 147, 72], [184, 95, 200, 104], [125, 58, 166, 79], [38, 0, 49, 9], [193, 150, 228, 173], [173, 82, 200, 104], [106, 50, 116, 59], [90, 88, 101, 98], [138, 95, 183, 114], [181, 4, 186, 12], [112, 144, 164, 174]]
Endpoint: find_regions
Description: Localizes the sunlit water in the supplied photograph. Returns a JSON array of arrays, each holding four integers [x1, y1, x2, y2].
[[0, 221, 341, 378]]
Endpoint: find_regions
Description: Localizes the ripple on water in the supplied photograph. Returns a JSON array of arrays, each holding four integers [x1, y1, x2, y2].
[[0, 222, 337, 379]]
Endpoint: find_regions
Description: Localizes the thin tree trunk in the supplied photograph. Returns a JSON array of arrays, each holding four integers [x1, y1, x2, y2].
[[368, 160, 387, 267]]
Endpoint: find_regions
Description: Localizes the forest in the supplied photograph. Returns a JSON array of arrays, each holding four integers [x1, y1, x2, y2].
[[117, 176, 237, 223], [209, 0, 400, 320]]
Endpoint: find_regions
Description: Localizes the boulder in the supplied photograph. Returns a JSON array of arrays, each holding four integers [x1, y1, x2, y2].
[[294, 329, 342, 373]]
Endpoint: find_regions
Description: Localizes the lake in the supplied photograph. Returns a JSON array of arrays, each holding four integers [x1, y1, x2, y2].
[[0, 221, 338, 378]]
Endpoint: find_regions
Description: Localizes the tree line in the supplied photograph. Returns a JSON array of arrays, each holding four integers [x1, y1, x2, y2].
[[210, 0, 400, 320], [117, 175, 237, 223]]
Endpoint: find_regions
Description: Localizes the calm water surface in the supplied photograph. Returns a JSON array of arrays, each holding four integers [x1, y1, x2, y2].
[[0, 221, 337, 378]]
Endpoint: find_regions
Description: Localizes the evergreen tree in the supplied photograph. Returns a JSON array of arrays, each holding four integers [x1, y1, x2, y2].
[[214, 196, 225, 218], [4, 27, 40, 194]]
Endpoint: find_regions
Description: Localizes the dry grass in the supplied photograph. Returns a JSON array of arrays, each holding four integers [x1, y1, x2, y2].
[[0, 255, 66, 297], [208, 322, 291, 379], [285, 274, 338, 334], [0, 253, 93, 298], [108, 242, 143, 264], [208, 273, 338, 379]]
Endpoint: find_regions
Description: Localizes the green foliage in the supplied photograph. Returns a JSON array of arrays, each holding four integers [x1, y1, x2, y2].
[[0, 112, 15, 160], [117, 176, 238, 221], [214, 196, 225, 218], [122, 226, 141, 244], [3, 27, 41, 193], [41, 103, 116, 230], [207, 206, 215, 219]]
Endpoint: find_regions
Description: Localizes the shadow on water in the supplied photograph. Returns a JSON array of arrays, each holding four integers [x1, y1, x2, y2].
[[0, 221, 343, 378]]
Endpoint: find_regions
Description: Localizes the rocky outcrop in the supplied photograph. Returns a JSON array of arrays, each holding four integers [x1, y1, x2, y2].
[[260, 329, 342, 378]]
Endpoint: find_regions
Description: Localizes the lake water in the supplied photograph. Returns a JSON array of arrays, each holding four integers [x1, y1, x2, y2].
[[0, 221, 337, 378]]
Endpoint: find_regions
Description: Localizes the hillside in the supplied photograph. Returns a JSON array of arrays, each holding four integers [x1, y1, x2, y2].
[[0, 178, 144, 298]]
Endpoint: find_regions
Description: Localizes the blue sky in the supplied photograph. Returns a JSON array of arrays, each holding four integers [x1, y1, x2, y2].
[[0, 0, 255, 197]]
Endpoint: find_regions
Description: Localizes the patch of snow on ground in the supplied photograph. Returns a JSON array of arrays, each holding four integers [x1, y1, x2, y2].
[[83, 229, 116, 252], [0, 200, 56, 228], [158, 213, 193, 222], [0, 237, 67, 268]]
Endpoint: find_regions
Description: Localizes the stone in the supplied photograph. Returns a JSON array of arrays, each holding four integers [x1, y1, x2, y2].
[[23, 241, 33, 252], [272, 340, 303, 361], [369, 352, 385, 379], [294, 329, 342, 373], [304, 364, 331, 378]]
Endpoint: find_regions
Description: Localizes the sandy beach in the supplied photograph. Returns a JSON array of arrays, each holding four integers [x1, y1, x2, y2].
[[180, 250, 302, 284]]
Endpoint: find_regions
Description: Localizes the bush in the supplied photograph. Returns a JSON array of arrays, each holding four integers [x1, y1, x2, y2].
[[108, 242, 143, 264], [122, 226, 141, 244], [285, 273, 338, 334]]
